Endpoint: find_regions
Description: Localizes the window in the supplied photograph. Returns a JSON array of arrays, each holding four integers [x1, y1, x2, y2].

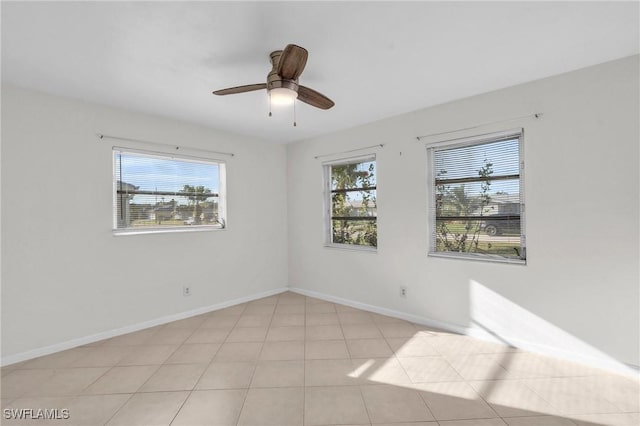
[[113, 149, 226, 233], [324, 155, 377, 249], [428, 129, 525, 263]]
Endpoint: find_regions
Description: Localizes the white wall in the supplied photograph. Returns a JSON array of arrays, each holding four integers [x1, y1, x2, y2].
[[287, 56, 639, 370], [1, 85, 288, 360]]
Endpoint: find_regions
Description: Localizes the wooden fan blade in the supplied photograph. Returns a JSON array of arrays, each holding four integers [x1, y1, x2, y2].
[[297, 85, 335, 110], [213, 83, 267, 95], [277, 44, 308, 80]]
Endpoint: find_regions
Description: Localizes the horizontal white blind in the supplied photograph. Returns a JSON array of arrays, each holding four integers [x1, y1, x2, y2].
[[431, 133, 524, 261], [113, 150, 223, 231]]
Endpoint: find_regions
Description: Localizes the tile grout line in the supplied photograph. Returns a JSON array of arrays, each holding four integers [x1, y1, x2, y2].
[[336, 303, 373, 426], [302, 296, 307, 426], [234, 297, 274, 426]]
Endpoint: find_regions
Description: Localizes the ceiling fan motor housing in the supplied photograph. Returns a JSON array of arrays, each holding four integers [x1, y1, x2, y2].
[[268, 50, 299, 92]]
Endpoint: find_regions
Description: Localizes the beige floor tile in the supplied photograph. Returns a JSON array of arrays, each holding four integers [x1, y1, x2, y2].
[[251, 360, 304, 388], [306, 302, 337, 314], [260, 340, 305, 360], [523, 377, 621, 415], [84, 365, 159, 394], [386, 336, 440, 357], [370, 314, 407, 324], [195, 362, 255, 390], [334, 304, 362, 313], [445, 353, 511, 380], [347, 339, 393, 358], [24, 367, 109, 397], [162, 316, 206, 330], [412, 325, 443, 336], [271, 313, 305, 326], [469, 379, 559, 417], [495, 351, 561, 378], [117, 344, 178, 366], [338, 312, 374, 325], [214, 342, 263, 361], [72, 346, 134, 367], [145, 328, 194, 345], [304, 385, 369, 425], [185, 328, 230, 344], [571, 412, 640, 426], [414, 381, 498, 421], [342, 324, 383, 339], [306, 340, 350, 360], [236, 314, 273, 327], [19, 348, 93, 369], [306, 313, 340, 326], [306, 359, 362, 386], [397, 357, 464, 383], [373, 423, 438, 426], [1, 365, 21, 377], [267, 326, 305, 341], [199, 315, 239, 329], [248, 295, 278, 305], [571, 374, 640, 412], [243, 304, 276, 315], [64, 394, 132, 426], [100, 328, 161, 346], [7, 294, 636, 426], [208, 304, 246, 316], [226, 327, 269, 342], [105, 391, 189, 425], [80, 339, 107, 348], [352, 358, 412, 386], [360, 384, 434, 423], [306, 325, 344, 340], [171, 389, 246, 426], [428, 335, 513, 357], [540, 357, 607, 378], [438, 419, 508, 426], [165, 343, 221, 364], [377, 322, 418, 338], [237, 387, 304, 426], [275, 304, 306, 314], [503, 416, 578, 425], [277, 292, 306, 304], [139, 363, 207, 392]]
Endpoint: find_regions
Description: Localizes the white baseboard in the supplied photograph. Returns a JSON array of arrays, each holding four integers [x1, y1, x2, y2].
[[290, 286, 469, 335], [289, 286, 639, 377], [1, 287, 288, 367]]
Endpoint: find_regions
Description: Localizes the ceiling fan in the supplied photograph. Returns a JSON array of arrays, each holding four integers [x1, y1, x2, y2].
[[212, 44, 335, 111]]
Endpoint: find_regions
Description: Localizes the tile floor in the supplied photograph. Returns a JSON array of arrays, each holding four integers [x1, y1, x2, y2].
[[1, 292, 638, 426]]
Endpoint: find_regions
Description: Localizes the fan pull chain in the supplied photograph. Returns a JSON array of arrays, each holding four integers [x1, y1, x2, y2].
[[293, 101, 297, 127], [268, 91, 272, 117]]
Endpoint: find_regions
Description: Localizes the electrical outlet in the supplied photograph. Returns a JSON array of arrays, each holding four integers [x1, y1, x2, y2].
[[183, 286, 191, 297], [400, 286, 407, 298]]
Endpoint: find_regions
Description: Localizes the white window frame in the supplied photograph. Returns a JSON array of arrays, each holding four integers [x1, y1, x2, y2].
[[323, 154, 377, 252], [426, 128, 526, 264], [112, 148, 227, 235]]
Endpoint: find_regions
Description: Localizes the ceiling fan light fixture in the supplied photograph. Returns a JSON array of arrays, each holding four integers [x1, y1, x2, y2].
[[270, 87, 298, 105]]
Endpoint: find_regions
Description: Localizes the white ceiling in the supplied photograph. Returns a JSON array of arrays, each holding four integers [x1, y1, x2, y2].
[[2, 1, 638, 144]]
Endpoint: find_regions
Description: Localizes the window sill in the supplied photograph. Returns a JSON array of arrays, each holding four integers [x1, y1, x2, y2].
[[428, 252, 526, 265], [324, 243, 377, 253], [113, 226, 225, 236]]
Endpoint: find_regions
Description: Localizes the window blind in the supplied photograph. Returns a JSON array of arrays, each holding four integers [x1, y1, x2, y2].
[[430, 132, 525, 261], [113, 149, 223, 231]]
